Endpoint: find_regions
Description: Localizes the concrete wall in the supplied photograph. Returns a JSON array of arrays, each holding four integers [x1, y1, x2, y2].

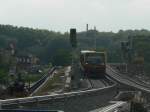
[[1, 85, 117, 112]]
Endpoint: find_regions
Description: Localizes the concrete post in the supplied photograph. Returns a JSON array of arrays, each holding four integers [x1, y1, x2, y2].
[[70, 29, 81, 89]]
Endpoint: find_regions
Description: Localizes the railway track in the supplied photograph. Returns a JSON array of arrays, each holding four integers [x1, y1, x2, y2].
[[84, 73, 114, 90], [106, 65, 150, 93], [89, 79, 107, 88], [29, 67, 57, 96], [0, 67, 117, 112], [110, 65, 150, 89], [3, 65, 150, 112], [101, 78, 110, 87]]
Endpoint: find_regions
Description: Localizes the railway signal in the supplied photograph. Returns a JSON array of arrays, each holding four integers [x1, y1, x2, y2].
[[121, 35, 145, 75], [70, 29, 77, 48]]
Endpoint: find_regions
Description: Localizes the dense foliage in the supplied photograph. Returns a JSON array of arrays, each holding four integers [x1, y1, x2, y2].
[[0, 24, 72, 65], [0, 24, 150, 72]]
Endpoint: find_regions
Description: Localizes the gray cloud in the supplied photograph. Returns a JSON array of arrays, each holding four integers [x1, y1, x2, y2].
[[0, 0, 150, 32]]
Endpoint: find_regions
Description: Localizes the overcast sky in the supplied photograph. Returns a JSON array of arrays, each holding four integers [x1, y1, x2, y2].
[[1, 0, 150, 32]]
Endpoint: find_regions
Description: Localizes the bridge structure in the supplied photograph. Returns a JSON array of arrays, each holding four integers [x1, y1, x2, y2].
[[0, 65, 150, 112]]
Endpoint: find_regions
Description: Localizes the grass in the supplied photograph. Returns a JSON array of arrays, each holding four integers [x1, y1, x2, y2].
[[23, 67, 51, 83], [33, 68, 65, 96], [23, 74, 43, 83]]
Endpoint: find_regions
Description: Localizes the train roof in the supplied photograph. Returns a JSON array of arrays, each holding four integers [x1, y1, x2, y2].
[[80, 50, 105, 54]]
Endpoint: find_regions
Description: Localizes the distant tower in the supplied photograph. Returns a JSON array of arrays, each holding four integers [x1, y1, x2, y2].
[[86, 24, 89, 32], [94, 26, 96, 31]]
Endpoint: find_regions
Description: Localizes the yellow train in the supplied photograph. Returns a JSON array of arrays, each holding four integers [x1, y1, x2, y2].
[[80, 50, 107, 77]]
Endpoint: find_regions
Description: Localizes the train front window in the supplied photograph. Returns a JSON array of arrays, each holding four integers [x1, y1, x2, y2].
[[86, 55, 104, 65], [86, 57, 102, 64]]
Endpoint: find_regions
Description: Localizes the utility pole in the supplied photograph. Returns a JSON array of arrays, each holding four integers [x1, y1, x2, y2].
[[94, 26, 97, 51], [86, 24, 89, 32], [94, 36, 97, 50], [128, 36, 133, 64], [94, 26, 96, 31], [121, 41, 129, 73]]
